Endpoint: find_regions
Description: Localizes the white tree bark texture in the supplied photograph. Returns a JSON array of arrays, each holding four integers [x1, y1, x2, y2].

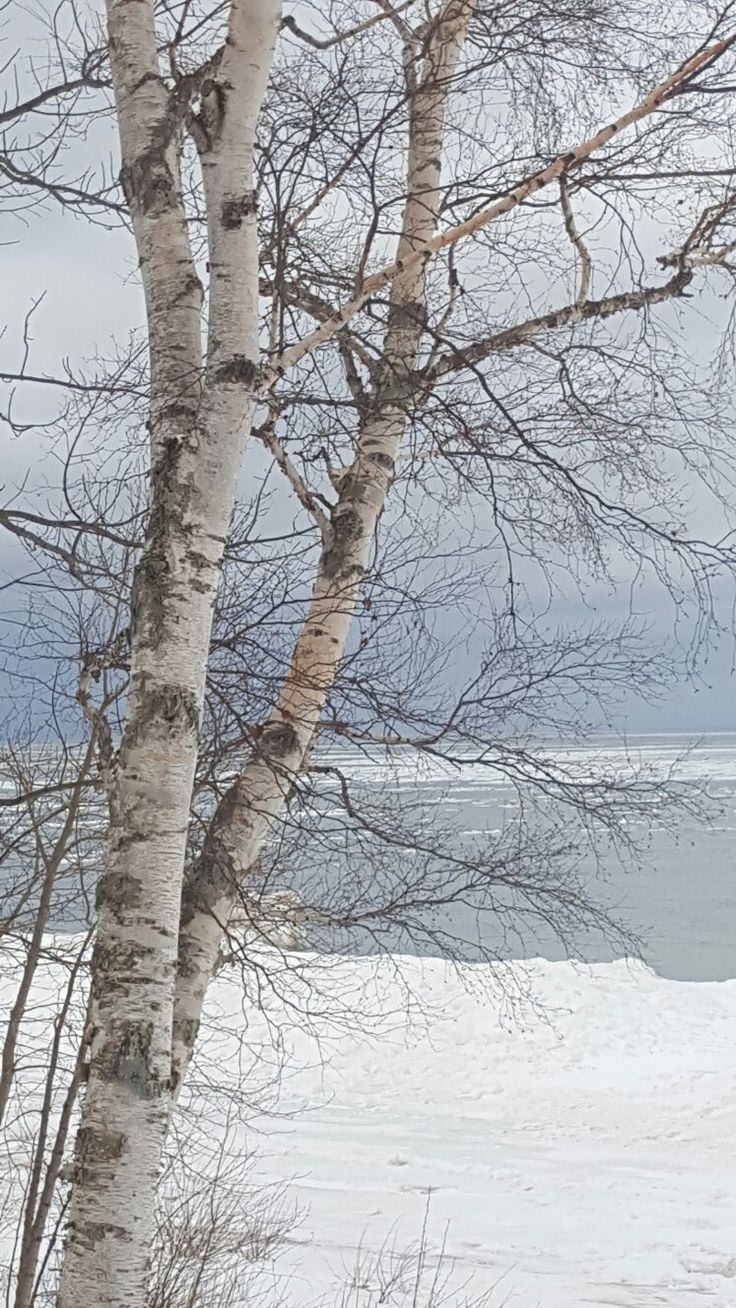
[[58, 4, 281, 1305]]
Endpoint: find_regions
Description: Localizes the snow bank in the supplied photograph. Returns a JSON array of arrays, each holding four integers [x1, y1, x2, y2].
[[2, 944, 736, 1305], [189, 952, 736, 1306]]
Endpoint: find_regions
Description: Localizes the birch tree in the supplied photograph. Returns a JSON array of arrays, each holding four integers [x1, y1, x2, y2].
[[52, 1, 281, 1302], [4, 3, 736, 1305], [173, 7, 736, 1080]]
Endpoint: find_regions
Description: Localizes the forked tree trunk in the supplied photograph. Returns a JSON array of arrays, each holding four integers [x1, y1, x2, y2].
[[56, 2, 735, 1298], [58, 4, 280, 1305], [172, 0, 476, 1086]]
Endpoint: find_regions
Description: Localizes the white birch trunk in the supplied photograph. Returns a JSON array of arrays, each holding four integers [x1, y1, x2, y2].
[[58, 4, 279, 1305], [173, 0, 475, 1087]]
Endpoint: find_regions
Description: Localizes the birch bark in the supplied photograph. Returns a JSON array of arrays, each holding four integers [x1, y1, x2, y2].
[[58, 4, 279, 1305], [173, 0, 475, 1086], [57, 4, 736, 1296]]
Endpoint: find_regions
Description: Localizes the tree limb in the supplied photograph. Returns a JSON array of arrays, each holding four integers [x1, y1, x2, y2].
[[559, 174, 592, 304], [281, 3, 417, 50], [268, 32, 736, 384], [423, 266, 694, 382], [255, 417, 332, 537]]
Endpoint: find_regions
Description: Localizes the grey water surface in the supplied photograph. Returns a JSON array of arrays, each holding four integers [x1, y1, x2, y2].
[[304, 733, 736, 982], [2, 733, 735, 982]]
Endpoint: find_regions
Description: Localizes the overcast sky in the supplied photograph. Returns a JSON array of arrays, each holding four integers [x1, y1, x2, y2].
[[2, 4, 736, 737]]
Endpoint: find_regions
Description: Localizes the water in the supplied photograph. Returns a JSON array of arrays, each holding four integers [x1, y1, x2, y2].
[[2, 733, 735, 982], [299, 733, 736, 982]]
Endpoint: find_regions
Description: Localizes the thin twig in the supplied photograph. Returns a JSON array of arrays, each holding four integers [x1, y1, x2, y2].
[[255, 417, 331, 538]]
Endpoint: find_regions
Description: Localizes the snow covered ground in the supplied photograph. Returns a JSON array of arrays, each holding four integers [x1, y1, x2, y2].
[[2, 946, 736, 1306], [193, 953, 736, 1307]]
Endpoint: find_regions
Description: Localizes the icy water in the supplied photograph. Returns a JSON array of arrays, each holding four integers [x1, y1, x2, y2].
[[308, 732, 736, 982], [2, 733, 735, 981]]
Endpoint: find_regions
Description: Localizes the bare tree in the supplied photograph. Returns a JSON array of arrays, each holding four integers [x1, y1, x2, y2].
[[173, 6, 736, 1078], [4, 2, 736, 1305]]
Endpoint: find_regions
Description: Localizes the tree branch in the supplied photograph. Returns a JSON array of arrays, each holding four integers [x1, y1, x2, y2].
[[267, 32, 736, 384], [423, 266, 694, 382], [559, 174, 591, 305], [281, 3, 417, 50], [254, 417, 332, 538], [0, 68, 107, 127]]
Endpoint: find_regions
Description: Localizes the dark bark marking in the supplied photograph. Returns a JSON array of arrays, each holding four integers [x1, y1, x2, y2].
[[135, 682, 200, 737], [97, 1020, 166, 1098], [260, 720, 300, 755], [322, 507, 365, 579], [367, 451, 395, 474], [119, 107, 178, 218], [180, 787, 240, 928], [179, 842, 236, 935], [212, 355, 261, 387], [129, 71, 161, 96], [96, 867, 143, 923], [387, 299, 427, 330], [92, 936, 151, 979], [73, 1124, 125, 1187], [221, 192, 256, 229], [128, 556, 164, 648], [173, 271, 204, 306], [131, 410, 203, 647], [158, 400, 197, 429], [68, 1218, 130, 1251], [171, 1017, 200, 1089], [173, 1015, 199, 1051]]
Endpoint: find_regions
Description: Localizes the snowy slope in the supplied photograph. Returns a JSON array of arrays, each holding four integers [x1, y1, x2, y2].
[[2, 947, 736, 1305], [189, 953, 736, 1307]]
